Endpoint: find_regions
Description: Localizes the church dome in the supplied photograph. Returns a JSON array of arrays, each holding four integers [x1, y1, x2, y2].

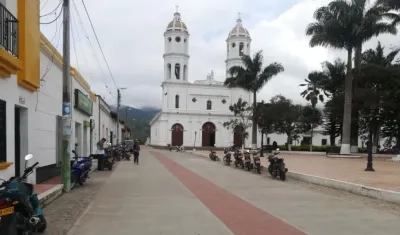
[[228, 17, 250, 38], [166, 12, 188, 32]]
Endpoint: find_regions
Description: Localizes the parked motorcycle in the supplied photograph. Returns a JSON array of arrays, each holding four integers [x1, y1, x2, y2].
[[209, 149, 219, 161], [176, 146, 185, 152], [252, 152, 261, 174], [0, 154, 47, 234], [167, 144, 172, 151], [223, 145, 236, 154], [121, 148, 131, 161], [71, 150, 92, 188], [223, 152, 232, 166], [244, 151, 252, 171], [233, 150, 244, 169], [103, 144, 115, 171], [267, 148, 288, 181]]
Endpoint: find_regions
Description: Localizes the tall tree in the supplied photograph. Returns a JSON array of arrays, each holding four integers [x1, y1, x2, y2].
[[224, 50, 284, 150], [223, 98, 253, 152], [255, 101, 277, 154], [321, 59, 346, 146], [269, 95, 302, 151], [300, 71, 328, 151], [306, 0, 397, 154], [359, 42, 400, 152]]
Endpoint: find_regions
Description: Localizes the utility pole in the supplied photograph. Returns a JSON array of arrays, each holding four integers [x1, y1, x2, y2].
[[116, 89, 121, 144], [61, 0, 71, 192]]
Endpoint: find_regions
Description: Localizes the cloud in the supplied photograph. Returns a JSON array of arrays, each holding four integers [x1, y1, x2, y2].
[[40, 0, 399, 108]]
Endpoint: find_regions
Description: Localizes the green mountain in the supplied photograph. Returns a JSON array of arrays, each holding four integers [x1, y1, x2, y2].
[[111, 106, 160, 143]]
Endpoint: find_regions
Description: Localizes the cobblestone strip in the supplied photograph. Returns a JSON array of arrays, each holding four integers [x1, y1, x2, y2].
[[43, 168, 115, 235]]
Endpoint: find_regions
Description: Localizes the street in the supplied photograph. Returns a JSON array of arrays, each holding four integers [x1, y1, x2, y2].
[[45, 147, 400, 235]]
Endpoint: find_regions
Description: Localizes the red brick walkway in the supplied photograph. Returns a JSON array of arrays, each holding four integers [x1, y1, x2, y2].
[[34, 175, 61, 195], [152, 151, 305, 235]]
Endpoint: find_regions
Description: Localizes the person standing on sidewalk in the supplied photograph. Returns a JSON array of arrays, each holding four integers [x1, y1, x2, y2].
[[133, 140, 140, 165]]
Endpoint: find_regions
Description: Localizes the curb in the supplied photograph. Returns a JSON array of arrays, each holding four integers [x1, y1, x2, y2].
[[37, 164, 99, 208], [189, 151, 400, 205], [38, 184, 63, 208], [287, 171, 400, 205]]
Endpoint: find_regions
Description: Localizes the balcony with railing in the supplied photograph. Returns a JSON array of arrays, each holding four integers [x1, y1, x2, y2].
[[0, 2, 18, 58], [0, 2, 21, 79]]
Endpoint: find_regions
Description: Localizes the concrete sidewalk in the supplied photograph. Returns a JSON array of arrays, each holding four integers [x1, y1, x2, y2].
[[67, 148, 400, 235]]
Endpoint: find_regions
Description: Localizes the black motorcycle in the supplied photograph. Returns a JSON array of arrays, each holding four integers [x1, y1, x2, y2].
[[209, 150, 219, 161], [252, 154, 261, 174], [267, 149, 288, 181], [244, 152, 252, 171], [233, 150, 244, 169], [223, 152, 232, 166], [223, 145, 236, 154]]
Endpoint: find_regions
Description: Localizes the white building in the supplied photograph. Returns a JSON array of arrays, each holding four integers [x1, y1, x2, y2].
[[150, 11, 256, 148], [0, 0, 122, 183]]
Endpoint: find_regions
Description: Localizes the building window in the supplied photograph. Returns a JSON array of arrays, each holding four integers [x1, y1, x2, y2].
[[175, 63, 180, 80], [322, 139, 327, 146], [168, 37, 172, 42], [239, 42, 244, 56], [207, 100, 212, 110], [175, 95, 179, 108], [175, 36, 181, 42], [167, 63, 171, 79], [0, 99, 6, 162], [231, 42, 236, 48]]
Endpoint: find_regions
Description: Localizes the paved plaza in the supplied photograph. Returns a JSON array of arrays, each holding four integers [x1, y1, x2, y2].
[[195, 150, 400, 192], [61, 147, 400, 235]]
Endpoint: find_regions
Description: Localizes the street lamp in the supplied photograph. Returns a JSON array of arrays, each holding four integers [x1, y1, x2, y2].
[[365, 115, 376, 172]]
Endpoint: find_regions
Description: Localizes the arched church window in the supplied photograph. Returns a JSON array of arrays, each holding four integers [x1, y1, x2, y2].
[[175, 63, 181, 79], [183, 65, 187, 80], [231, 42, 236, 48], [175, 95, 179, 109], [167, 64, 171, 79], [239, 42, 244, 56], [207, 100, 212, 110], [175, 36, 181, 42]]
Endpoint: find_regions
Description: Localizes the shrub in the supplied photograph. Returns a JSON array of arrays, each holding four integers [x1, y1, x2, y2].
[[275, 145, 338, 152]]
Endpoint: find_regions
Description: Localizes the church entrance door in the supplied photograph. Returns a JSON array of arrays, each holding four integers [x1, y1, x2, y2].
[[202, 122, 216, 147], [233, 126, 243, 148], [171, 123, 184, 146]]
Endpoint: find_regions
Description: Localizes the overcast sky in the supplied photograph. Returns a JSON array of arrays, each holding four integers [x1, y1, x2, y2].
[[40, 0, 399, 109]]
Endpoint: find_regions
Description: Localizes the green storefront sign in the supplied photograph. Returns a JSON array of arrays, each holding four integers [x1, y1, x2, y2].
[[74, 89, 93, 116]]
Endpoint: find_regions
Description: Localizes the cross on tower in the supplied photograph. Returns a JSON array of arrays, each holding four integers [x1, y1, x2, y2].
[[175, 5, 179, 13], [238, 12, 241, 19]]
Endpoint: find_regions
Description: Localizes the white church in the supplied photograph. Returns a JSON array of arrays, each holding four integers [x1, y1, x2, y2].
[[149, 10, 338, 148]]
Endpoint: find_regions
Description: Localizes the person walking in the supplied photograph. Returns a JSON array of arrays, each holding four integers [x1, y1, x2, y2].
[[133, 140, 140, 165]]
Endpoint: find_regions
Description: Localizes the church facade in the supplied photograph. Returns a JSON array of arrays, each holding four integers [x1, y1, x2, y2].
[[149, 11, 256, 148]]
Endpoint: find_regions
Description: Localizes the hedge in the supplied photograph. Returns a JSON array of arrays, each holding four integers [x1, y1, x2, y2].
[[274, 145, 339, 152]]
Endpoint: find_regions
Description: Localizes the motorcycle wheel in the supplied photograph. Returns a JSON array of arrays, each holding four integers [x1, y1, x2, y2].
[[108, 163, 113, 171], [36, 215, 47, 233], [70, 173, 77, 189], [279, 170, 286, 181], [268, 165, 277, 177]]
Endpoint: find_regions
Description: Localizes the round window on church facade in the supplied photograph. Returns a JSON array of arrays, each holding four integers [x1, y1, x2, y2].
[[222, 99, 226, 104], [175, 36, 181, 42], [232, 42, 236, 48], [168, 37, 172, 42], [192, 97, 197, 103], [184, 38, 187, 43]]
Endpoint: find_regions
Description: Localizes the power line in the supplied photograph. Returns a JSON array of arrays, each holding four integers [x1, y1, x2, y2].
[[81, 0, 118, 89], [41, 8, 63, 24], [71, 0, 116, 99], [41, 0, 63, 18]]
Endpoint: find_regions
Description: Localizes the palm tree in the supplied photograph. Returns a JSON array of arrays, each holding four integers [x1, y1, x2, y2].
[[300, 71, 328, 151], [224, 50, 284, 150], [306, 0, 397, 155], [300, 71, 327, 107], [360, 41, 400, 152]]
